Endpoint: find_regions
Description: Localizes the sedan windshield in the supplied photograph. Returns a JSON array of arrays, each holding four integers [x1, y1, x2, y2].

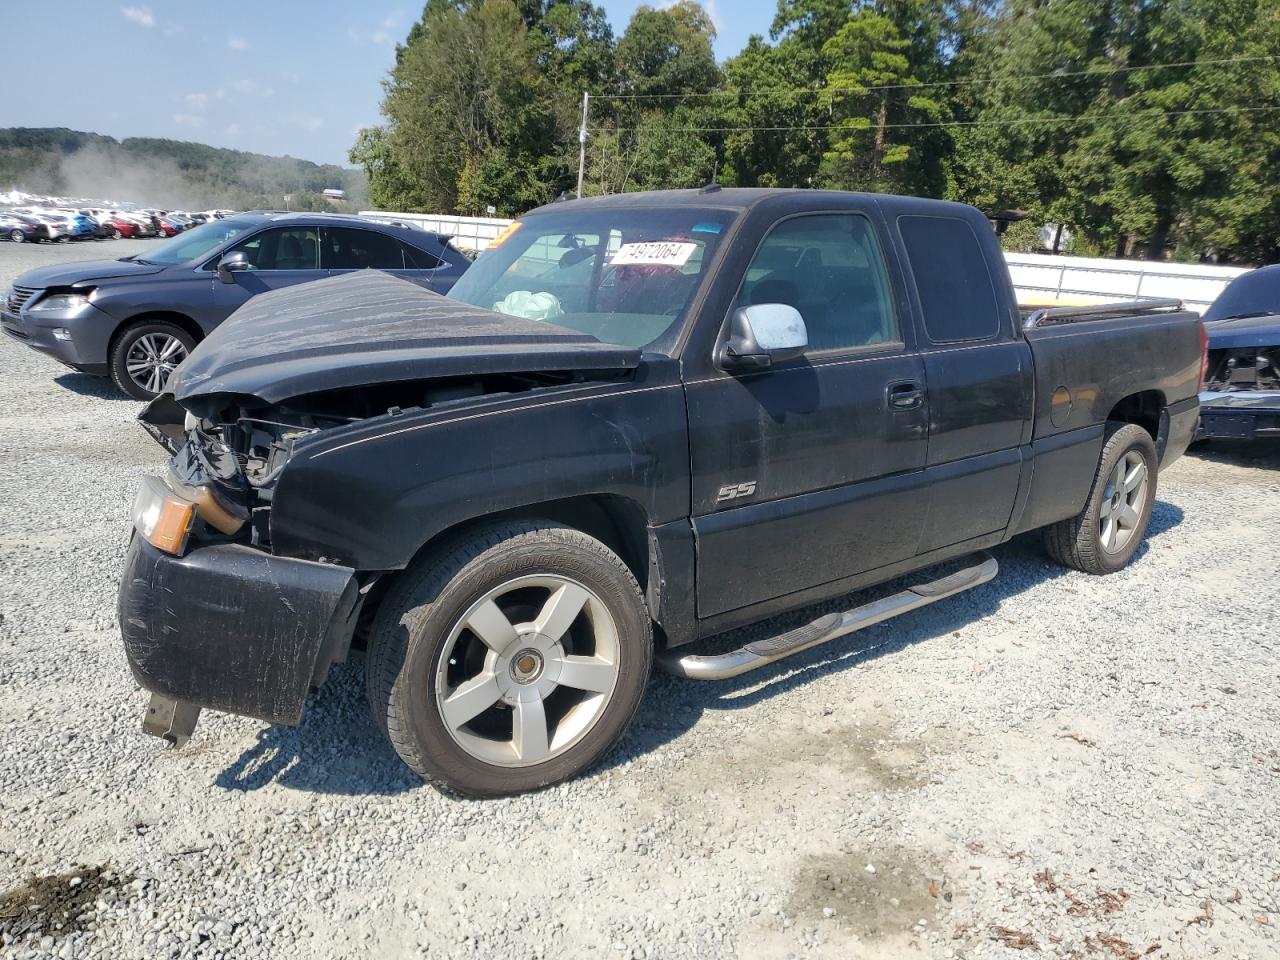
[[447, 206, 737, 354], [1203, 266, 1280, 322], [131, 218, 252, 265]]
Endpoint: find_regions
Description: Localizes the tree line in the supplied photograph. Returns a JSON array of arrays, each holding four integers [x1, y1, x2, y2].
[[353, 0, 1280, 263]]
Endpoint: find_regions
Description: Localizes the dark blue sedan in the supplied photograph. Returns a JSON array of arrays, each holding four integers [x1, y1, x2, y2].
[[1199, 264, 1280, 441], [2, 212, 472, 399]]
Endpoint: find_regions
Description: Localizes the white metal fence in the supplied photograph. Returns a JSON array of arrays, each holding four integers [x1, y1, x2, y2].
[[359, 211, 513, 253], [1005, 252, 1247, 313], [364, 210, 1249, 312]]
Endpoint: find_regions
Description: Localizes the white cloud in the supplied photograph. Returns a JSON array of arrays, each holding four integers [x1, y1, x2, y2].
[[280, 69, 302, 85], [172, 113, 205, 129], [350, 10, 401, 47], [225, 123, 241, 137], [370, 14, 398, 45], [120, 5, 155, 28], [228, 36, 247, 51], [226, 78, 275, 98], [288, 115, 324, 132], [183, 93, 209, 111]]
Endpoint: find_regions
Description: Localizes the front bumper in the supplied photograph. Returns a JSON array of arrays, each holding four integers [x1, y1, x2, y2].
[[118, 535, 360, 733], [1198, 391, 1280, 440], [1, 302, 113, 373]]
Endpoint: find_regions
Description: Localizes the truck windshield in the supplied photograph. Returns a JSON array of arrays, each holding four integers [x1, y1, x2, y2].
[[130, 219, 250, 266], [447, 206, 737, 354]]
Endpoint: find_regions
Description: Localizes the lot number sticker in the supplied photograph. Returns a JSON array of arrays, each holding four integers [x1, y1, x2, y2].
[[610, 241, 697, 267]]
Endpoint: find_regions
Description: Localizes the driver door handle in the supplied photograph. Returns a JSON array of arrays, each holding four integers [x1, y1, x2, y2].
[[888, 381, 924, 411]]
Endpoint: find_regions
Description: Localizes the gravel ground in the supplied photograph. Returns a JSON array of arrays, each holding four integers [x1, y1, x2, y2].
[[1, 239, 1278, 960]]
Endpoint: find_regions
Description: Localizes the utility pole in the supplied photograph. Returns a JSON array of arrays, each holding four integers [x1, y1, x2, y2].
[[576, 91, 590, 199]]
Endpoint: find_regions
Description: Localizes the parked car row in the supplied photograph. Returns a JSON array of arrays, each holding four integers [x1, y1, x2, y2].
[[1, 206, 238, 242]]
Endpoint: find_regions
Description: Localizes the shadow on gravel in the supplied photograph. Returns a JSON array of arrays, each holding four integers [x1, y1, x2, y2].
[[214, 659, 420, 797], [213, 502, 1185, 797], [604, 500, 1185, 774], [1187, 440, 1280, 470], [53, 372, 135, 402]]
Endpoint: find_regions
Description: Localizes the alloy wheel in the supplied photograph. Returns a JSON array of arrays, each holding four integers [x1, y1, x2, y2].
[[1099, 450, 1147, 553], [125, 333, 188, 396], [434, 574, 621, 768]]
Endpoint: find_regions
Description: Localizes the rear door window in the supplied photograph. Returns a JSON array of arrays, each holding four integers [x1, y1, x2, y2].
[[898, 215, 1001, 343], [322, 227, 406, 270]]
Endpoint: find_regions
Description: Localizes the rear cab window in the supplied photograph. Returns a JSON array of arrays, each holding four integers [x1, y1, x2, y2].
[[898, 215, 1002, 343]]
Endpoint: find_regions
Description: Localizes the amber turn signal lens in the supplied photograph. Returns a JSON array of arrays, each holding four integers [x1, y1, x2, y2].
[[132, 476, 196, 556]]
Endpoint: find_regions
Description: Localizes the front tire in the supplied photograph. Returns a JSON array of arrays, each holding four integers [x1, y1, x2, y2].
[[1043, 422, 1158, 574], [366, 521, 652, 797], [109, 321, 195, 401], [9, 229, 23, 243]]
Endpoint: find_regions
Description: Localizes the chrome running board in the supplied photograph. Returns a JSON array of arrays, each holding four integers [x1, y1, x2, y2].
[[656, 552, 998, 680]]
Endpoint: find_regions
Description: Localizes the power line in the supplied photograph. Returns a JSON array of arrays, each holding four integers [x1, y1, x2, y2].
[[588, 104, 1280, 136], [598, 54, 1280, 100]]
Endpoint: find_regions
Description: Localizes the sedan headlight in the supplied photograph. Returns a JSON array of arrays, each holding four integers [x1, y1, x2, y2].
[[29, 291, 92, 313]]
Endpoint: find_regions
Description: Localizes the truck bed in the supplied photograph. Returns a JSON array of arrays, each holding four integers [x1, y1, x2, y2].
[[1012, 299, 1203, 535]]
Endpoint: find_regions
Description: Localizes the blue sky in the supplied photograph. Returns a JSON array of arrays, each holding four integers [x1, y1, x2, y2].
[[0, 1, 774, 167]]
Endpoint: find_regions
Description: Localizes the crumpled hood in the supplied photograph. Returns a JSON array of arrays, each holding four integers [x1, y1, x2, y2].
[[169, 270, 641, 406], [1204, 312, 1280, 350], [13, 258, 166, 290]]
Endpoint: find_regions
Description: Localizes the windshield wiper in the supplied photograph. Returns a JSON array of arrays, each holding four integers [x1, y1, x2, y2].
[[1212, 311, 1271, 321]]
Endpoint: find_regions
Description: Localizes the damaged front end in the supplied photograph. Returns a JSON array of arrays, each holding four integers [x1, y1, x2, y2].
[[119, 269, 647, 745], [136, 391, 319, 552], [1199, 344, 1280, 441], [125, 369, 634, 746], [122, 395, 359, 745]]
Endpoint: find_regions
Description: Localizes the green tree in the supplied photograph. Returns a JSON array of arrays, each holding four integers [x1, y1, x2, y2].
[[949, 0, 1280, 261], [720, 35, 826, 188], [818, 9, 945, 193], [369, 0, 555, 215], [614, 1, 720, 97]]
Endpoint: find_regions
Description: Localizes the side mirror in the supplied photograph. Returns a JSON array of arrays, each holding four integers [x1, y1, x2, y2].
[[716, 303, 808, 372], [216, 251, 252, 283]]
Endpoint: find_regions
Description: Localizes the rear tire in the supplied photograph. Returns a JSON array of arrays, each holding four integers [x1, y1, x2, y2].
[[1043, 422, 1158, 575], [109, 320, 196, 401], [366, 520, 652, 797]]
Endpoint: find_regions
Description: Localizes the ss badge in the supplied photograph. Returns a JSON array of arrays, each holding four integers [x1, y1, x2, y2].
[[716, 480, 757, 504]]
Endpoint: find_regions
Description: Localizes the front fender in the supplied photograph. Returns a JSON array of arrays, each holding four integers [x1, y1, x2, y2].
[[269, 369, 690, 570]]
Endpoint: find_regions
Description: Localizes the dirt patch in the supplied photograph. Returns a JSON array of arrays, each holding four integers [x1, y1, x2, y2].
[[639, 712, 946, 810], [789, 846, 949, 942], [0, 864, 133, 943]]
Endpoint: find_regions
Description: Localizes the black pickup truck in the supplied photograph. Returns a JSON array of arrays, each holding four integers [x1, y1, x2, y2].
[[119, 188, 1204, 796]]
